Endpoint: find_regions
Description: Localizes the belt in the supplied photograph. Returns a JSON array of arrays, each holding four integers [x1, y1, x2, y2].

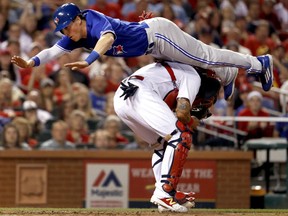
[[140, 22, 155, 55]]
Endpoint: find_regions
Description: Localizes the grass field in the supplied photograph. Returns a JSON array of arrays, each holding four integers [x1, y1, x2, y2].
[[1, 208, 288, 216]]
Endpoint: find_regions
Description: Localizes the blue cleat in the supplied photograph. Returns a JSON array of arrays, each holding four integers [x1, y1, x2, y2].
[[224, 69, 237, 100], [257, 54, 273, 91]]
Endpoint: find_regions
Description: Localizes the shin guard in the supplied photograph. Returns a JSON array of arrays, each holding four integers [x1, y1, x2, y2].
[[162, 120, 192, 196]]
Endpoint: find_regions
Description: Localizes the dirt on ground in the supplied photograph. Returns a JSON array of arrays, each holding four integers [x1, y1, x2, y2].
[[1, 209, 288, 216], [1, 213, 288, 216]]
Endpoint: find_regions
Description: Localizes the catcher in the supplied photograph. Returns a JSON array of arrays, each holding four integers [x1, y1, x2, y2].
[[114, 61, 221, 212]]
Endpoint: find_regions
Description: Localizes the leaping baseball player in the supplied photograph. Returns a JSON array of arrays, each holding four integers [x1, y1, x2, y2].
[[114, 60, 221, 212], [11, 3, 273, 101]]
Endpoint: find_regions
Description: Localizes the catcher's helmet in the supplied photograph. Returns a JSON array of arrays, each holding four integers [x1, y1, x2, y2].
[[53, 3, 81, 33]]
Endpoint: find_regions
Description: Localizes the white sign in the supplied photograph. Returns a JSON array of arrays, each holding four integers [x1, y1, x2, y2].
[[86, 163, 129, 208]]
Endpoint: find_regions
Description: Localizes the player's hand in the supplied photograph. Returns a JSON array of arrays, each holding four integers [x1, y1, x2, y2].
[[188, 116, 200, 132], [11, 56, 34, 68], [64, 61, 89, 70]]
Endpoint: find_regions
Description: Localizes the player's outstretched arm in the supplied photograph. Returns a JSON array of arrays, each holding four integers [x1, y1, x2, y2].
[[63, 60, 89, 71], [12, 45, 67, 69], [11, 56, 35, 68], [64, 32, 115, 70]]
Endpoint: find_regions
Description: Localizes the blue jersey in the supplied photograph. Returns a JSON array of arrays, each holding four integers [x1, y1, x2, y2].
[[56, 9, 149, 57]]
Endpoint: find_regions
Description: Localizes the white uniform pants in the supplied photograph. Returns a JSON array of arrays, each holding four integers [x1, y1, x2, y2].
[[114, 80, 184, 198]]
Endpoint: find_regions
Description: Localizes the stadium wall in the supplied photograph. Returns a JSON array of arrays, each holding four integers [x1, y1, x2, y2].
[[0, 150, 252, 208]]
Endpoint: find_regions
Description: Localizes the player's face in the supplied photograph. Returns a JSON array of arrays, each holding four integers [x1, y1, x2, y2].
[[61, 17, 83, 41]]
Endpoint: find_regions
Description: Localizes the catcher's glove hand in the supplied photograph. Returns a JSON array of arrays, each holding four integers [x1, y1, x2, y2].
[[120, 81, 139, 100]]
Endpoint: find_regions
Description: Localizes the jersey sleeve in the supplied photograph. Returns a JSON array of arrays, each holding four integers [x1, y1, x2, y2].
[[31, 44, 68, 66], [176, 67, 201, 106], [87, 10, 116, 39], [56, 36, 81, 52]]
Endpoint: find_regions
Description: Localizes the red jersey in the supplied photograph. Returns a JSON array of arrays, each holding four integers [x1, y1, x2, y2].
[[244, 35, 276, 56], [238, 108, 273, 140]]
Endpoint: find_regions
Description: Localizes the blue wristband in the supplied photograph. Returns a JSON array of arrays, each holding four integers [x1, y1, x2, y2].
[[85, 51, 100, 65], [31, 56, 40, 67]]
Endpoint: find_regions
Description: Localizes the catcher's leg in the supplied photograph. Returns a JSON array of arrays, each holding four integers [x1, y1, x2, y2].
[[161, 120, 192, 196], [151, 121, 194, 212], [151, 139, 165, 187], [152, 142, 195, 207]]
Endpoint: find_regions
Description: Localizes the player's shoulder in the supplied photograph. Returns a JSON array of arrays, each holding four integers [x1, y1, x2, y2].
[[83, 9, 106, 19], [56, 36, 75, 51]]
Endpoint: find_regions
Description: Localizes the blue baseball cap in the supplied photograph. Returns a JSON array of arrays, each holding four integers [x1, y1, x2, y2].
[[53, 3, 81, 33]]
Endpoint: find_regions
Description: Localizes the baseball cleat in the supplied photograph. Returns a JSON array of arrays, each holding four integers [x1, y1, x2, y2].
[[157, 205, 171, 213], [157, 201, 195, 212], [257, 54, 273, 91], [174, 191, 195, 203], [182, 200, 196, 209], [150, 195, 188, 213], [157, 200, 195, 212], [174, 191, 196, 208], [223, 68, 238, 100]]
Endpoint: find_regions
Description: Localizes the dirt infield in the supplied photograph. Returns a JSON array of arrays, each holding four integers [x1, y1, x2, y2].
[[1, 208, 288, 216]]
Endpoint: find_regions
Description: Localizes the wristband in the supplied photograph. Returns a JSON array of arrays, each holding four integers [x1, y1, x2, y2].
[[85, 51, 100, 65], [31, 56, 40, 67], [187, 117, 194, 128]]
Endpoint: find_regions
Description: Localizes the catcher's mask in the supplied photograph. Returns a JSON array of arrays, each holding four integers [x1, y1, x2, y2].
[[190, 67, 221, 119]]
